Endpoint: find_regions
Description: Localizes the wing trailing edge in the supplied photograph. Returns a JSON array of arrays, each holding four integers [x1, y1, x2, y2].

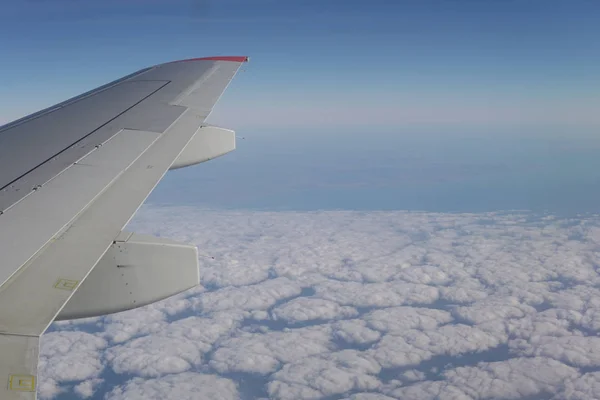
[[57, 232, 199, 320]]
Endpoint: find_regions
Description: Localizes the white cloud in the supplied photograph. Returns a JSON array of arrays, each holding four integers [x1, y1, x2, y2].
[[106, 335, 202, 377], [340, 394, 397, 400], [105, 372, 239, 400], [386, 381, 471, 400], [369, 324, 501, 369], [556, 372, 600, 400], [272, 297, 359, 323], [452, 296, 537, 327], [364, 306, 453, 334], [39, 331, 107, 382], [314, 280, 440, 308], [103, 306, 168, 343], [74, 378, 103, 398], [442, 357, 579, 399], [388, 358, 579, 400], [547, 286, 600, 313], [512, 335, 600, 368], [106, 314, 245, 377], [332, 320, 381, 345], [38, 378, 64, 400], [400, 369, 426, 382], [165, 314, 245, 347], [38, 207, 600, 399], [195, 277, 303, 312], [210, 326, 332, 375], [510, 308, 578, 340], [268, 350, 381, 400]]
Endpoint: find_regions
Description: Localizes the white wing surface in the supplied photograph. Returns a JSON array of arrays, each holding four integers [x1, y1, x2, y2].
[[0, 56, 249, 399]]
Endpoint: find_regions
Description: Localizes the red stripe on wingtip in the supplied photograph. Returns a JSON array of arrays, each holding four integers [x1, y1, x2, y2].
[[175, 56, 249, 63]]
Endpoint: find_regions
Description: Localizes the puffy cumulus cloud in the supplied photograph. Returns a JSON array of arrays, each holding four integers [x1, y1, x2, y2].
[[386, 381, 471, 400], [153, 286, 207, 317], [439, 282, 488, 304], [38, 208, 600, 399], [106, 335, 202, 377], [369, 324, 501, 369], [106, 313, 246, 377], [210, 326, 333, 375], [392, 264, 452, 286], [105, 372, 239, 400], [453, 296, 537, 325], [39, 331, 107, 383], [165, 313, 245, 348], [511, 335, 600, 368], [442, 357, 579, 399], [268, 351, 381, 400], [340, 395, 397, 400], [510, 308, 578, 340], [272, 297, 359, 323], [388, 358, 579, 400], [73, 378, 103, 398], [314, 280, 440, 308], [400, 369, 427, 382], [38, 378, 64, 400], [548, 285, 600, 313], [556, 372, 600, 400], [103, 306, 169, 343], [364, 306, 452, 334], [332, 320, 382, 345], [195, 277, 303, 312]]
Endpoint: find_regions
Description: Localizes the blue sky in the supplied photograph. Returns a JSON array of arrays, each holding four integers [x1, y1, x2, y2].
[[2, 0, 600, 130], [3, 0, 600, 215]]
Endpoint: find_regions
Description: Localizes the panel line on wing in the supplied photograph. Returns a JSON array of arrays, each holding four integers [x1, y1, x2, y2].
[[0, 81, 171, 193], [0, 129, 162, 290], [0, 68, 155, 134]]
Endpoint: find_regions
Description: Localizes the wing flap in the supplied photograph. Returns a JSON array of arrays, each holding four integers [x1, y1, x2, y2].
[[57, 232, 199, 320], [0, 111, 203, 336], [0, 129, 161, 289]]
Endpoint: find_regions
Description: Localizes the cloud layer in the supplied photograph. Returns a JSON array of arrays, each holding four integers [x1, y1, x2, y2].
[[40, 207, 600, 399]]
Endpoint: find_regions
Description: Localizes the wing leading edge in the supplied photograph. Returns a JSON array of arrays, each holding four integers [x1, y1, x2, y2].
[[0, 56, 248, 399]]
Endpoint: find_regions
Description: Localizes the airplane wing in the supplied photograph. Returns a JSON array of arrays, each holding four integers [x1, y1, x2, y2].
[[0, 56, 249, 399]]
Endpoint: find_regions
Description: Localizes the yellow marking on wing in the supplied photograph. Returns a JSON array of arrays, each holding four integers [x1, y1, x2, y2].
[[8, 374, 35, 391], [54, 278, 79, 291]]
